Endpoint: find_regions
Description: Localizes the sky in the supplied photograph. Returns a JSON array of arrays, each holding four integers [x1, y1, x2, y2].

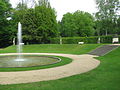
[[10, 0, 97, 21]]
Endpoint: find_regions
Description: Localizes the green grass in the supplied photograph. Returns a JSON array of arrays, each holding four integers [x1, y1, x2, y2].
[[0, 44, 101, 72], [0, 43, 120, 90], [0, 56, 72, 72], [0, 44, 102, 54], [0, 44, 120, 90]]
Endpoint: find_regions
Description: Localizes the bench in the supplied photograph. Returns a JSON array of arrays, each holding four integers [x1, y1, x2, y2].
[[78, 42, 84, 45]]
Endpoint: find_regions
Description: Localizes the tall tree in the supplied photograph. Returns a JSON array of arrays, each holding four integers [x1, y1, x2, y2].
[[37, 0, 51, 8], [10, 1, 28, 42], [0, 0, 12, 47], [116, 16, 120, 34], [95, 0, 120, 35], [60, 12, 77, 37], [12, 0, 58, 44], [60, 11, 95, 37]]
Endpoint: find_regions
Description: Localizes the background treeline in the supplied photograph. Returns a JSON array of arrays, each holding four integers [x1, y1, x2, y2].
[[58, 11, 95, 37], [0, 0, 120, 47]]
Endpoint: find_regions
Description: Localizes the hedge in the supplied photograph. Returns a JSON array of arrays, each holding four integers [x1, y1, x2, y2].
[[3, 35, 118, 47], [50, 36, 116, 44]]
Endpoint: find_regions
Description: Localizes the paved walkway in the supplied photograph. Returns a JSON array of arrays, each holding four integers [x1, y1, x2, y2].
[[0, 53, 100, 85], [88, 45, 119, 56]]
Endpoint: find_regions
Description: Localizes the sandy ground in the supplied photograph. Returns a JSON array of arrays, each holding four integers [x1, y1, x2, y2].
[[0, 53, 100, 85]]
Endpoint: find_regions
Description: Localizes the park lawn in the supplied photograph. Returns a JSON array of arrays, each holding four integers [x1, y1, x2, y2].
[[0, 44, 101, 72], [0, 44, 102, 54], [0, 44, 120, 90]]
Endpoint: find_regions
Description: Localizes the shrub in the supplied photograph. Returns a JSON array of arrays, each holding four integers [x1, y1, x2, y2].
[[50, 35, 114, 44]]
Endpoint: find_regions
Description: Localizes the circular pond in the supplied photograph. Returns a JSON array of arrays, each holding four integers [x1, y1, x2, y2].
[[0, 55, 61, 68]]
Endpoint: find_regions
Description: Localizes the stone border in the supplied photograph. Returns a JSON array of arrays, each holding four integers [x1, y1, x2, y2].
[[0, 53, 100, 85]]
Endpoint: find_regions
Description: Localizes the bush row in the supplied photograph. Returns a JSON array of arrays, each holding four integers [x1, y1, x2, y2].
[[3, 35, 118, 47], [50, 36, 116, 44]]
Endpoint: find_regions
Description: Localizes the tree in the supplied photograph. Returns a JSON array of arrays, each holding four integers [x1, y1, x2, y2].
[[95, 0, 120, 35], [34, 6, 58, 43], [59, 11, 95, 37], [0, 0, 13, 47], [60, 12, 78, 37], [12, 0, 58, 44], [23, 6, 58, 43], [116, 16, 120, 34], [37, 0, 51, 8]]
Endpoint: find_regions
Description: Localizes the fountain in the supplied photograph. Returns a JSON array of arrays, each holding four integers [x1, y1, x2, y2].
[[15, 22, 25, 61], [0, 22, 61, 68]]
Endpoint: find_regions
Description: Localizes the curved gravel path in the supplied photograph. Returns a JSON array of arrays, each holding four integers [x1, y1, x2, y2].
[[0, 53, 100, 85]]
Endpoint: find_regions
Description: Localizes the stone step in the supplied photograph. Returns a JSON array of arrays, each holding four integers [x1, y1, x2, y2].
[[88, 45, 119, 56]]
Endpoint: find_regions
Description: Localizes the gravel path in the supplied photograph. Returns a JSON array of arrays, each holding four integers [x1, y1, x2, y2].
[[0, 53, 100, 85]]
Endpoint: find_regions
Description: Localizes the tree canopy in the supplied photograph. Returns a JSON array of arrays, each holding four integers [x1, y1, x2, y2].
[[59, 11, 95, 37], [95, 0, 120, 35], [0, 0, 120, 47], [0, 0, 12, 47], [12, 0, 58, 44]]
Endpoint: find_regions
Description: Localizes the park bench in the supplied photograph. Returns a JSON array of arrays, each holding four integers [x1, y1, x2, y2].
[[78, 42, 84, 45]]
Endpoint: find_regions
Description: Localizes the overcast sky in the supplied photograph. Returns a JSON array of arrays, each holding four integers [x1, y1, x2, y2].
[[10, 0, 97, 21]]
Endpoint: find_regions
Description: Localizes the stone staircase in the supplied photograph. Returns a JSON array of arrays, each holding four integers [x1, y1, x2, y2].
[[88, 45, 119, 56]]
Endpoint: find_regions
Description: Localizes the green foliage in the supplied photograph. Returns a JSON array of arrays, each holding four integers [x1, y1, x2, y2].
[[117, 16, 120, 34], [50, 36, 113, 44], [0, 45, 120, 90], [37, 0, 51, 8], [95, 0, 120, 35], [0, 0, 13, 47], [12, 1, 58, 44], [59, 11, 95, 37]]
